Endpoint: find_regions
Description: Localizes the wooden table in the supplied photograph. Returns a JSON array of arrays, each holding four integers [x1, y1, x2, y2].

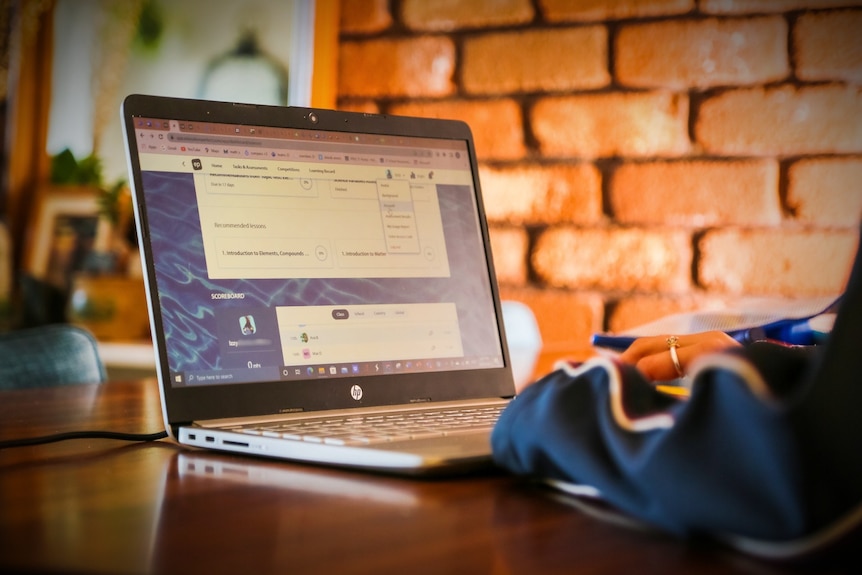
[[0, 380, 857, 574]]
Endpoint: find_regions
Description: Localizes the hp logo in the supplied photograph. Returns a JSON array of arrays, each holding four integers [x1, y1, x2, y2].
[[350, 385, 363, 401]]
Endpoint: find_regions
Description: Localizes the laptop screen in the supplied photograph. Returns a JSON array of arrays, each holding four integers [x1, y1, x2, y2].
[[127, 104, 506, 395]]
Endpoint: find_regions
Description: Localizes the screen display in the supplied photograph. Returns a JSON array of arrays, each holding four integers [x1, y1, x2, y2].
[[131, 116, 504, 388]]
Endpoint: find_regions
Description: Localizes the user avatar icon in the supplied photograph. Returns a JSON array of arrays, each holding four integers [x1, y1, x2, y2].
[[300, 332, 309, 343], [240, 315, 256, 335]]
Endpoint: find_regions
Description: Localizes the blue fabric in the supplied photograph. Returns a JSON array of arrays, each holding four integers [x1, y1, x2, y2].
[[491, 230, 862, 557], [0, 324, 107, 389]]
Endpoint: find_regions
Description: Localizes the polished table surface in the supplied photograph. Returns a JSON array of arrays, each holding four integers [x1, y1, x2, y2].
[[0, 380, 858, 575]]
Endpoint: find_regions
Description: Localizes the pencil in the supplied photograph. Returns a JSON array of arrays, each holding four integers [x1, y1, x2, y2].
[[655, 385, 691, 399]]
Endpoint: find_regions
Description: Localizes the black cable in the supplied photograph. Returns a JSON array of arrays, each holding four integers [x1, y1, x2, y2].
[[0, 430, 168, 450]]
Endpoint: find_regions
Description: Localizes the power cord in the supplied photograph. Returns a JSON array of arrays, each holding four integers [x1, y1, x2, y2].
[[0, 430, 168, 450]]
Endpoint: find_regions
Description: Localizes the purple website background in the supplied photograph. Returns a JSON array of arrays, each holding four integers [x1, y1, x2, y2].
[[142, 171, 501, 376]]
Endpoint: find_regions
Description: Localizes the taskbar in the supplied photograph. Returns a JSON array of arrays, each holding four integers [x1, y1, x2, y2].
[[171, 356, 503, 387], [279, 355, 503, 380]]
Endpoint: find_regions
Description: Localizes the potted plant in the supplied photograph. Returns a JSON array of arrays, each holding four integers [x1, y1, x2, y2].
[[52, 149, 149, 341]]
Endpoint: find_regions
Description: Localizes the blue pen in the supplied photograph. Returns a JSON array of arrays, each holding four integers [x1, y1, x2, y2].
[[589, 334, 636, 351]]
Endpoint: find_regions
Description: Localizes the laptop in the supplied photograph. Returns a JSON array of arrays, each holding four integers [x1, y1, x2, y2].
[[120, 94, 516, 476]]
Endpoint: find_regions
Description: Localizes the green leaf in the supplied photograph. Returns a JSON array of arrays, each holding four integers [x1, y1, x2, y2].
[[49, 149, 126, 221], [49, 148, 103, 186]]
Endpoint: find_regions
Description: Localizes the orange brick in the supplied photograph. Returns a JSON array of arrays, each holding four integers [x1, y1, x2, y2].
[[336, 100, 380, 114], [490, 227, 530, 286], [540, 0, 693, 22], [697, 229, 859, 296], [610, 160, 781, 226], [696, 85, 862, 156], [338, 37, 455, 98], [391, 99, 525, 161], [701, 0, 860, 14], [532, 227, 693, 292], [532, 92, 691, 159], [787, 158, 862, 227], [462, 27, 609, 95], [401, 0, 534, 31], [794, 9, 862, 84], [616, 17, 788, 89], [607, 294, 729, 333], [340, 0, 392, 35], [479, 163, 603, 225], [500, 287, 605, 364]]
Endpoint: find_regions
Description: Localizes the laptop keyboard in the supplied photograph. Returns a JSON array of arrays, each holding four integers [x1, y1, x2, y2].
[[229, 405, 505, 446]]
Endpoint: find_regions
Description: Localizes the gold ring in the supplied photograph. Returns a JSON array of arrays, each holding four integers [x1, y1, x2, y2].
[[666, 336, 684, 378]]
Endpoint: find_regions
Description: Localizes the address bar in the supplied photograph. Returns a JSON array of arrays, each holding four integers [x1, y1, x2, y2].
[[168, 132, 422, 157], [168, 133, 264, 147]]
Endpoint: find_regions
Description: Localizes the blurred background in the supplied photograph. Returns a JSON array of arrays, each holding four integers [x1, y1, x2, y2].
[[1, 0, 860, 379]]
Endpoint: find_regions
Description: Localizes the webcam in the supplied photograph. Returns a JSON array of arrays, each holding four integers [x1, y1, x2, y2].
[[308, 112, 319, 124]]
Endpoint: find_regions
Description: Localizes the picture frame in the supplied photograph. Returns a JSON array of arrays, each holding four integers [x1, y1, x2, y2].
[[24, 186, 103, 289]]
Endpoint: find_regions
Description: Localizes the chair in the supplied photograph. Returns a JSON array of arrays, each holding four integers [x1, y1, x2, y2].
[[0, 324, 107, 390]]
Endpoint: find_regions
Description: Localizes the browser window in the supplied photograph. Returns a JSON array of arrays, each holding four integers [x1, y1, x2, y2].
[[132, 118, 502, 387]]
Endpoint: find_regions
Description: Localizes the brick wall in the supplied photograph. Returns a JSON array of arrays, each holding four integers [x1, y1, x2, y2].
[[336, 0, 862, 372]]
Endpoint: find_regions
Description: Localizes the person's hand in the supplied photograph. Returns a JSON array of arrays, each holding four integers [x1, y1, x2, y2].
[[618, 331, 741, 381]]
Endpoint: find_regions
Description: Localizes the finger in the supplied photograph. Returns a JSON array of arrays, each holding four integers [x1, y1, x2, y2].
[[633, 347, 687, 382], [620, 334, 687, 365], [619, 335, 671, 364], [620, 331, 739, 366], [635, 338, 739, 381]]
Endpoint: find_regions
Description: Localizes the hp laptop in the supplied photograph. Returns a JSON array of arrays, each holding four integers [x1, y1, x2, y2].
[[121, 94, 515, 475]]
